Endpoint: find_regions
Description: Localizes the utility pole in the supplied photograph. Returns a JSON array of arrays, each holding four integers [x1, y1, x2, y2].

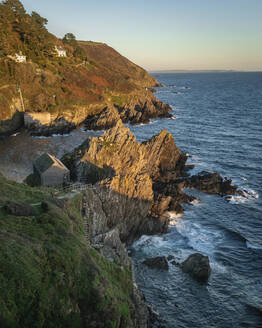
[[16, 84, 25, 112]]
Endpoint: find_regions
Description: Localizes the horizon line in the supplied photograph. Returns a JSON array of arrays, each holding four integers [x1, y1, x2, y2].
[[148, 69, 262, 73]]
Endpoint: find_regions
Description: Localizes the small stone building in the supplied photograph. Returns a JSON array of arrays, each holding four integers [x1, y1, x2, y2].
[[33, 153, 70, 187]]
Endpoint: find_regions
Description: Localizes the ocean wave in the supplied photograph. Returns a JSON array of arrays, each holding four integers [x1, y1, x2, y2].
[[132, 234, 168, 250], [246, 241, 262, 250], [226, 195, 249, 205], [226, 186, 259, 204], [222, 227, 247, 243], [33, 133, 71, 139], [174, 220, 224, 255], [190, 199, 201, 206]]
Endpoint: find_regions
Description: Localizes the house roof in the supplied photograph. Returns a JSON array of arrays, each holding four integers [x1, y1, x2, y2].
[[34, 153, 69, 173], [55, 46, 66, 52]]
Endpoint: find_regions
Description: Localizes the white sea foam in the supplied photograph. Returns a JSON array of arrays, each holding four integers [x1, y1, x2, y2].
[[246, 241, 262, 250], [33, 133, 71, 139], [190, 199, 201, 206], [175, 220, 224, 255], [227, 186, 259, 204], [227, 195, 249, 205], [133, 234, 167, 249]]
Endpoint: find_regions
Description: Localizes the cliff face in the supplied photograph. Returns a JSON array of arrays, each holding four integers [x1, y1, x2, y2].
[[62, 120, 194, 242], [0, 1, 171, 136]]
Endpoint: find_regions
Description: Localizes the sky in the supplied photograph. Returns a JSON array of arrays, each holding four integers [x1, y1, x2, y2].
[[20, 0, 262, 71]]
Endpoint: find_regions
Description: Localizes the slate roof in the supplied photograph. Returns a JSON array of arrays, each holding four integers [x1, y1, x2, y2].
[[34, 153, 69, 173]]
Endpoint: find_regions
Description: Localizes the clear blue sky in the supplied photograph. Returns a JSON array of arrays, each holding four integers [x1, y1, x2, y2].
[[21, 0, 262, 71]]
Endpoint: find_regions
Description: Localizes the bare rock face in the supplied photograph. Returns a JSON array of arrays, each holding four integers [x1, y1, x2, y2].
[[181, 253, 211, 281], [117, 92, 172, 126], [84, 105, 121, 130], [82, 91, 172, 131], [63, 120, 192, 238]]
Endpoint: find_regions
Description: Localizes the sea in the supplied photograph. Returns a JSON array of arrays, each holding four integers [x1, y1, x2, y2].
[[0, 72, 261, 327], [129, 72, 262, 328]]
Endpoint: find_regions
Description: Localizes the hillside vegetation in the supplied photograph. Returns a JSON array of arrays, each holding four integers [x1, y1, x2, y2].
[[0, 0, 158, 123], [0, 173, 139, 327]]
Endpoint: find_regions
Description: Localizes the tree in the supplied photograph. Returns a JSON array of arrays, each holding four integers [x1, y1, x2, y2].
[[2, 0, 26, 15], [31, 11, 48, 27], [63, 33, 76, 45]]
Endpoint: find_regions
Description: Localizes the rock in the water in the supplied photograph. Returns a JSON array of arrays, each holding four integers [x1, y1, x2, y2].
[[3, 201, 34, 216], [183, 171, 238, 195], [143, 256, 169, 270], [181, 253, 211, 281]]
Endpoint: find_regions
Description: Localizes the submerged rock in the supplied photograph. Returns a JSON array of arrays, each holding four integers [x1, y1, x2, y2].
[[181, 253, 211, 281], [143, 256, 169, 270]]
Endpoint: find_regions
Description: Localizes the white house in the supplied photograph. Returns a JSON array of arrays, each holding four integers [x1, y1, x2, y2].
[[8, 52, 26, 63], [55, 45, 67, 57]]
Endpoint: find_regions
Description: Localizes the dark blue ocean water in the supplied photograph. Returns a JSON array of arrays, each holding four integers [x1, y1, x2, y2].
[[130, 72, 262, 328]]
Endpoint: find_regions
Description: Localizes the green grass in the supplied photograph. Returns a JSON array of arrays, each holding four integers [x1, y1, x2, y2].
[[0, 174, 135, 327]]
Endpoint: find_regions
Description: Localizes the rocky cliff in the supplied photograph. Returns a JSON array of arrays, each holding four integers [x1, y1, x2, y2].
[[62, 120, 194, 241], [62, 120, 244, 243], [0, 173, 155, 328], [0, 1, 171, 136]]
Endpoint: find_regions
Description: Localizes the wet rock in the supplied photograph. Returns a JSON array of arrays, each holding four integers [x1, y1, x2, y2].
[[181, 253, 211, 281], [183, 171, 238, 195], [167, 255, 174, 261], [3, 201, 34, 216], [143, 256, 169, 270], [171, 260, 180, 266]]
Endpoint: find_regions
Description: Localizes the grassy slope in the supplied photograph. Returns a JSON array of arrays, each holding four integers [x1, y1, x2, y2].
[[0, 174, 135, 328]]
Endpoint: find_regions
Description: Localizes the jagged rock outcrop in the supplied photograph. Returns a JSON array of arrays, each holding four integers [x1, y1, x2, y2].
[[83, 91, 172, 131], [182, 171, 238, 195], [84, 105, 121, 130], [62, 120, 193, 233], [116, 91, 172, 126]]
